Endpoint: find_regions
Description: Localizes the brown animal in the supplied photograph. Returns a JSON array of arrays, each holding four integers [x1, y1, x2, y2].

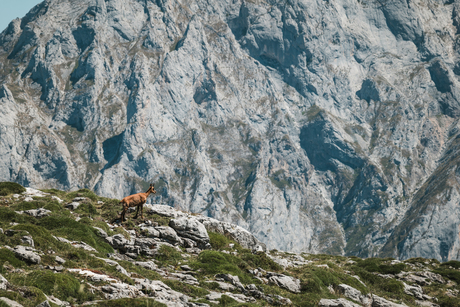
[[119, 184, 156, 222]]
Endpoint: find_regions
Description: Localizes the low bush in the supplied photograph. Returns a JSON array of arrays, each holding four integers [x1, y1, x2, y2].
[[355, 258, 406, 275], [163, 280, 209, 298], [240, 251, 282, 271], [36, 216, 113, 254], [155, 245, 182, 266], [85, 298, 166, 307], [0, 182, 25, 196], [8, 271, 95, 303], [192, 250, 253, 284]]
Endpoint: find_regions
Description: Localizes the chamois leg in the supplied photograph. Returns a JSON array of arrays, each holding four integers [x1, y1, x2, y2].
[[121, 203, 128, 222], [140, 203, 144, 219], [134, 204, 140, 219]]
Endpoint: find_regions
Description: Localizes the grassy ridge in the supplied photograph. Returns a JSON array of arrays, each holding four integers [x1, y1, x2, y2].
[[0, 184, 459, 306]]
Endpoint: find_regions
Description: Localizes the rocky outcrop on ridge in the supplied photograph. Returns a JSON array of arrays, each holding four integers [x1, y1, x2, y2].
[[0, 187, 460, 306], [1, 0, 460, 261]]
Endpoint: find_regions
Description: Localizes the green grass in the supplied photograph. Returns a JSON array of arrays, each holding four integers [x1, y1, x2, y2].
[[36, 216, 113, 254], [190, 250, 255, 284], [163, 280, 209, 298], [155, 245, 183, 267], [0, 182, 26, 196], [78, 298, 166, 307], [7, 270, 95, 304], [208, 231, 231, 250], [355, 258, 406, 275]]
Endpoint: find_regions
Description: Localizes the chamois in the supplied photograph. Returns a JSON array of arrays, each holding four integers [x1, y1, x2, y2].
[[119, 184, 156, 222]]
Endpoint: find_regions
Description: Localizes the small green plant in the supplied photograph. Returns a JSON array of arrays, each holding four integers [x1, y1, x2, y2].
[[155, 245, 182, 266], [80, 298, 166, 306], [208, 231, 230, 250]]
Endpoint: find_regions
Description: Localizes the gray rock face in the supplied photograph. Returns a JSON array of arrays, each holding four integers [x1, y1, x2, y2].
[[169, 217, 210, 247], [13, 245, 41, 264], [0, 274, 8, 290], [318, 298, 361, 307], [2, 0, 460, 259], [0, 297, 23, 307], [23, 208, 51, 218], [267, 272, 301, 293]]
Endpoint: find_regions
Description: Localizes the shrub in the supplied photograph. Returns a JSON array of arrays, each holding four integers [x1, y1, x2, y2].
[[86, 298, 166, 307], [0, 248, 26, 268], [37, 216, 113, 254], [240, 251, 282, 271], [163, 280, 209, 297], [10, 271, 94, 303], [0, 182, 25, 196], [440, 260, 460, 269], [192, 250, 253, 284], [209, 231, 230, 250], [355, 258, 405, 275], [155, 245, 182, 266]]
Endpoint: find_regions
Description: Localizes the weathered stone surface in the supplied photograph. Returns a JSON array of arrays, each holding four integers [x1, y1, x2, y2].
[[23, 208, 51, 218], [155, 226, 182, 244], [55, 256, 66, 264], [134, 279, 190, 306], [371, 295, 407, 307], [169, 217, 210, 247], [267, 272, 301, 293], [36, 301, 51, 307], [318, 298, 361, 307], [0, 297, 23, 307], [21, 235, 34, 247], [65, 202, 80, 210], [0, 274, 8, 290], [336, 284, 369, 304], [215, 273, 244, 291], [13, 245, 41, 264], [93, 226, 108, 238]]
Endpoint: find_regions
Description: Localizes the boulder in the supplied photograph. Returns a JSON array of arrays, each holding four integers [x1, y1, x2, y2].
[[65, 202, 80, 210], [13, 245, 41, 264], [169, 217, 210, 248], [55, 256, 66, 264], [336, 284, 370, 305], [215, 273, 245, 291], [0, 274, 8, 290], [134, 279, 190, 306], [92, 226, 108, 238], [196, 216, 266, 252], [267, 272, 301, 293], [371, 294, 407, 307], [319, 298, 361, 307], [155, 226, 182, 244], [21, 235, 34, 247], [101, 282, 143, 300], [23, 208, 51, 218], [0, 297, 23, 307]]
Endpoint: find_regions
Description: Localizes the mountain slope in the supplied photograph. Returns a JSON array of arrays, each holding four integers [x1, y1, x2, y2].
[[1, 0, 460, 259]]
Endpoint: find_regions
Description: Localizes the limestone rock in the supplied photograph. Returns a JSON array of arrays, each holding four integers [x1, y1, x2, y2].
[[267, 272, 301, 293], [23, 208, 51, 218], [13, 245, 41, 264], [318, 298, 361, 307], [0, 274, 8, 290], [0, 297, 23, 307], [169, 217, 210, 247]]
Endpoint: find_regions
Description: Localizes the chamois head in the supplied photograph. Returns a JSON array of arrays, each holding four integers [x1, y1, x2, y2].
[[148, 183, 157, 194]]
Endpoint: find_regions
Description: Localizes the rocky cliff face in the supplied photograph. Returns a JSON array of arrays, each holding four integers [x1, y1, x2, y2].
[[1, 0, 460, 260]]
